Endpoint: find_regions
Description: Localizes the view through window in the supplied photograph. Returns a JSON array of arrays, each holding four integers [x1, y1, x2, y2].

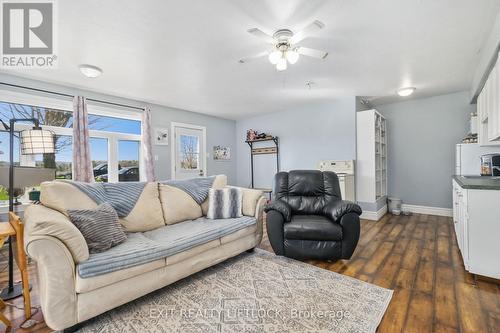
[[0, 99, 142, 202]]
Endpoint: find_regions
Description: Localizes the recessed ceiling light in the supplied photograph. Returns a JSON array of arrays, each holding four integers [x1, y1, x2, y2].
[[397, 87, 416, 97], [79, 64, 103, 78]]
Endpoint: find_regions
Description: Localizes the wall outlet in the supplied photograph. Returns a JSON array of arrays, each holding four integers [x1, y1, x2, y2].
[[154, 155, 159, 161]]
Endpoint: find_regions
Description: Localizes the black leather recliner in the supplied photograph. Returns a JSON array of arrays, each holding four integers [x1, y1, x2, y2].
[[264, 170, 362, 261]]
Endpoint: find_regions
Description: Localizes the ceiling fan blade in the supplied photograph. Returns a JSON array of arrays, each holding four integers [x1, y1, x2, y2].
[[238, 51, 269, 64], [291, 20, 325, 44], [247, 28, 275, 44], [297, 47, 328, 59]]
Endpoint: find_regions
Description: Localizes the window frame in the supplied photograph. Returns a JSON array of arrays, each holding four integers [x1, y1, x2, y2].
[[0, 89, 144, 183]]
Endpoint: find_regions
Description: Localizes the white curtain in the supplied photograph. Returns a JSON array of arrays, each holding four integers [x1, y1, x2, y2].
[[72, 96, 94, 182], [142, 106, 156, 181]]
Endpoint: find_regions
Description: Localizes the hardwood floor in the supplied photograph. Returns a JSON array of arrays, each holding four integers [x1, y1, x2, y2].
[[260, 214, 499, 333], [1, 213, 499, 332]]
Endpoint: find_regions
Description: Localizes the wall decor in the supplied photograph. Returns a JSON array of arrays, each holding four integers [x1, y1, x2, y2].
[[154, 128, 169, 145], [213, 145, 230, 160]]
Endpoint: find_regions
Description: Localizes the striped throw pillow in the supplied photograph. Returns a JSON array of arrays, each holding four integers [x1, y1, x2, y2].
[[68, 203, 126, 254], [207, 187, 243, 219]]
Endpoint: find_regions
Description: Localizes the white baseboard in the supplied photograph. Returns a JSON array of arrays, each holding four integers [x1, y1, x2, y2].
[[360, 204, 387, 221], [400, 204, 452, 217]]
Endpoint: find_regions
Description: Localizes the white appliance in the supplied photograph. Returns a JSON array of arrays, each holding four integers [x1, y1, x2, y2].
[[317, 160, 355, 201], [456, 143, 500, 176]]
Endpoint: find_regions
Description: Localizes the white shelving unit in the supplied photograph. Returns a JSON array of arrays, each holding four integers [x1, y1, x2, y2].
[[356, 109, 387, 220]]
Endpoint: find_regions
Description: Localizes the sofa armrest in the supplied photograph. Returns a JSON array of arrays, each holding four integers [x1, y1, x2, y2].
[[264, 200, 292, 222], [26, 236, 78, 330], [24, 204, 89, 263], [265, 210, 286, 255], [254, 196, 266, 243], [323, 200, 362, 223]]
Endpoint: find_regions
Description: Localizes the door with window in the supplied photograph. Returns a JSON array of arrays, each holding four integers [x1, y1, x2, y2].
[[172, 124, 206, 180]]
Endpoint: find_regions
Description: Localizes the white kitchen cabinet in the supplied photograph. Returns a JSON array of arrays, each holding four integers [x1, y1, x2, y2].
[[452, 179, 500, 279], [478, 52, 500, 145]]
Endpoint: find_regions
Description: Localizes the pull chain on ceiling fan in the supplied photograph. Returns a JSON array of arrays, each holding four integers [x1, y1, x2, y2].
[[239, 20, 328, 71]]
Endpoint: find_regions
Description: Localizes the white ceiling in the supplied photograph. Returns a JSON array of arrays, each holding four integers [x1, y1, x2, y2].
[[2, 0, 499, 119]]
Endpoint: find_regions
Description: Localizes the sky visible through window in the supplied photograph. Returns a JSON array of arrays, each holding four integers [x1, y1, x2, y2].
[[0, 101, 141, 163]]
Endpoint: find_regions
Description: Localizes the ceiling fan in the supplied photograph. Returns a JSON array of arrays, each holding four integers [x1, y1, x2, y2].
[[239, 20, 328, 71]]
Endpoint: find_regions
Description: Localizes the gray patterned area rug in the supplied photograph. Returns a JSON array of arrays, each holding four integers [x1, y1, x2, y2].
[[76, 249, 393, 333]]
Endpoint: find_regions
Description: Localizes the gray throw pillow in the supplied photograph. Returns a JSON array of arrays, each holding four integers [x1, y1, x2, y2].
[[68, 203, 126, 254], [207, 187, 243, 219]]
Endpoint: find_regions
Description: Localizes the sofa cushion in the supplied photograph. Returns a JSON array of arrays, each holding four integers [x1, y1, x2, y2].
[[159, 185, 203, 225], [68, 203, 126, 254], [77, 216, 256, 278], [77, 233, 165, 278], [76, 258, 165, 293], [120, 182, 165, 232], [206, 188, 243, 219], [284, 215, 342, 241], [232, 187, 264, 217], [40, 181, 164, 232], [143, 216, 255, 253]]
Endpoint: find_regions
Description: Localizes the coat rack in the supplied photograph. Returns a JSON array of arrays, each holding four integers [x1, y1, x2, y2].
[[246, 136, 279, 188]]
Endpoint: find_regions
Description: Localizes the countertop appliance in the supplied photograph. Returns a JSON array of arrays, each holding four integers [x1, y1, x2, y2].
[[456, 144, 500, 176], [480, 153, 500, 176], [317, 160, 355, 201]]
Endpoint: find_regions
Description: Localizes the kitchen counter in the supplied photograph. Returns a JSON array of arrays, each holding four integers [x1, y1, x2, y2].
[[453, 175, 500, 190]]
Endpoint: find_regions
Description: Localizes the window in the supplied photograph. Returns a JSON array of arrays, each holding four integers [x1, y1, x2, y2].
[[88, 114, 141, 135], [118, 140, 140, 182], [0, 91, 143, 192], [91, 138, 109, 182], [179, 134, 199, 170]]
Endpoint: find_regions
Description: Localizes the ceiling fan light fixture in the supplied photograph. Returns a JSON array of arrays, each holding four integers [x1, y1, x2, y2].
[[276, 57, 287, 71], [397, 87, 416, 97], [286, 49, 299, 64], [268, 50, 282, 65]]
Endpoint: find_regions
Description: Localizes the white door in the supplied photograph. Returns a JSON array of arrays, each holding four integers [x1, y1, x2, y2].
[[172, 123, 206, 179]]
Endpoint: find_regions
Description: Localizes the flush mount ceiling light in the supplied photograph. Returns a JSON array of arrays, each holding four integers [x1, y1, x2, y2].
[[397, 87, 416, 97], [79, 64, 103, 78], [239, 20, 328, 71]]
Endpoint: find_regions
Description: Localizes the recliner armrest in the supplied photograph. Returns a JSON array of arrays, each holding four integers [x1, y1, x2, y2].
[[323, 200, 362, 223], [264, 200, 292, 222]]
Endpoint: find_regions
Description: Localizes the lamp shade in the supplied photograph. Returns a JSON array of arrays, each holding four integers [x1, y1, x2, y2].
[[20, 128, 55, 155]]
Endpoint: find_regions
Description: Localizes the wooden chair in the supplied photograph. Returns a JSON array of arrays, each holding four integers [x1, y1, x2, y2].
[[0, 212, 32, 330], [8, 212, 31, 320], [0, 298, 11, 332], [0, 223, 14, 331]]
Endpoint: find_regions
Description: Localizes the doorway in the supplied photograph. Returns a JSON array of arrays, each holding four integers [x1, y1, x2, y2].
[[170, 122, 206, 179]]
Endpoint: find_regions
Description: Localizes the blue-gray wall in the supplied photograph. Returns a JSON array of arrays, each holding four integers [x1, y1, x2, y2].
[[376, 91, 474, 208], [235, 97, 356, 188], [0, 73, 237, 183]]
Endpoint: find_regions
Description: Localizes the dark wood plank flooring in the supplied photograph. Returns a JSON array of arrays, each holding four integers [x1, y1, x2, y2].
[[1, 213, 499, 332]]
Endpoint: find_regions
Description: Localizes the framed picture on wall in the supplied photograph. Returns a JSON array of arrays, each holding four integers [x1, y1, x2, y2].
[[213, 145, 230, 161], [154, 128, 169, 145]]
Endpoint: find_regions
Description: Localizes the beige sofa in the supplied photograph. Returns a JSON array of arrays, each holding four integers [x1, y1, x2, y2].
[[23, 175, 265, 331]]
